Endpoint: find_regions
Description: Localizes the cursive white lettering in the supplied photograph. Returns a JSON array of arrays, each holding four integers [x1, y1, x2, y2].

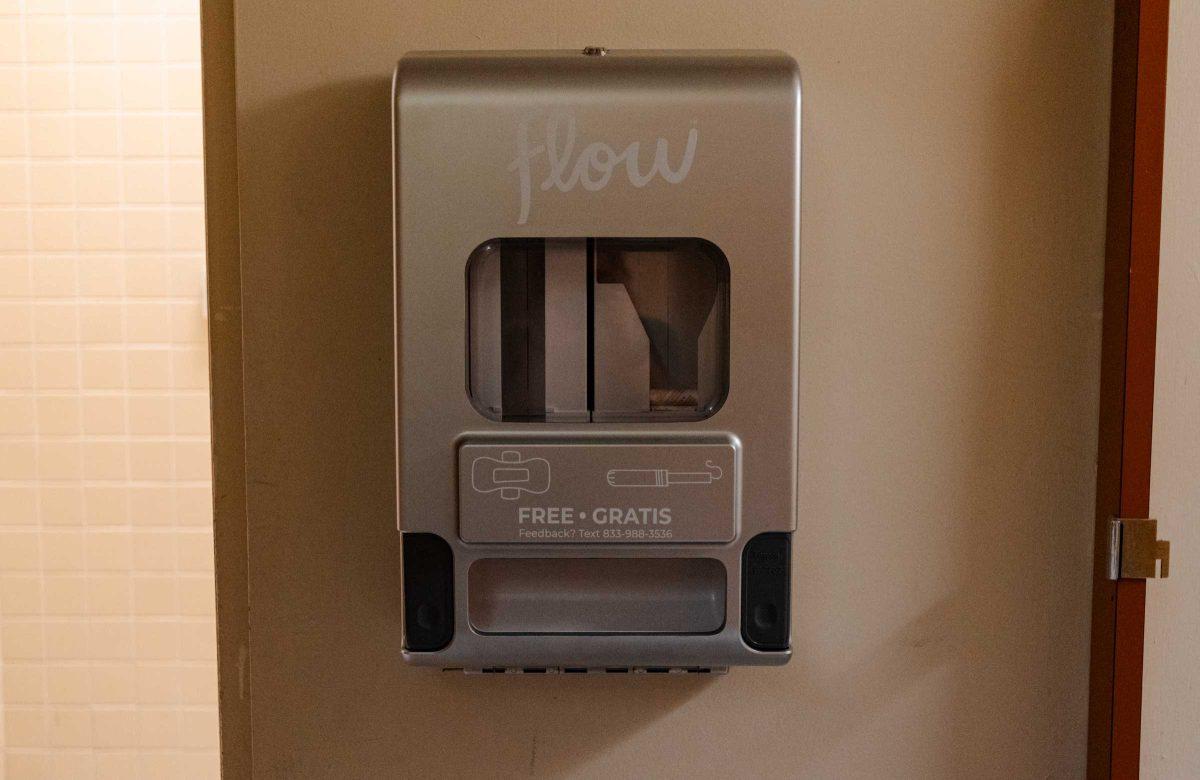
[[508, 113, 698, 225]]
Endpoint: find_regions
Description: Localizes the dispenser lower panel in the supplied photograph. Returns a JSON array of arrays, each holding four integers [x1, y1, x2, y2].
[[458, 440, 737, 543]]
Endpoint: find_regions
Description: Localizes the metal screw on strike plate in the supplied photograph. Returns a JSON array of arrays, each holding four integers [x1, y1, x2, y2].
[[582, 46, 609, 57]]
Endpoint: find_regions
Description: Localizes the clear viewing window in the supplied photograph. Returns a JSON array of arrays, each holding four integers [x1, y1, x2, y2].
[[467, 238, 730, 422]]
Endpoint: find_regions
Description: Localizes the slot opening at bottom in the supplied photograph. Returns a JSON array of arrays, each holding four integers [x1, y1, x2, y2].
[[468, 557, 726, 635]]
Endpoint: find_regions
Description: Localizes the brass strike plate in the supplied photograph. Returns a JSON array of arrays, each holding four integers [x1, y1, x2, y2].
[[1108, 518, 1171, 580]]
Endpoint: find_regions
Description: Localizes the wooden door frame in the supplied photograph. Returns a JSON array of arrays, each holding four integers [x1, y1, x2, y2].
[[1087, 1, 1170, 777]]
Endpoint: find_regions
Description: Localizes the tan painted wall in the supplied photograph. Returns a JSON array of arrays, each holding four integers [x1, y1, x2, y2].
[[221, 2, 1114, 776], [1143, 2, 1200, 776]]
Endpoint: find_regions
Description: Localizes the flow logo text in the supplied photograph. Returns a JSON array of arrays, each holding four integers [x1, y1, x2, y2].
[[508, 113, 698, 225]]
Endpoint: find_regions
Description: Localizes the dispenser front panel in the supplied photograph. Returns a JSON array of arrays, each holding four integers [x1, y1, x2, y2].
[[395, 49, 799, 669]]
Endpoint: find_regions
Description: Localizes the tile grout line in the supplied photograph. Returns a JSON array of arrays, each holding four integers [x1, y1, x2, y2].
[[62, 3, 101, 771], [17, 0, 53, 763]]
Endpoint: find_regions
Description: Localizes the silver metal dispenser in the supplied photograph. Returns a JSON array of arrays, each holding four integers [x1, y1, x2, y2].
[[394, 49, 800, 672]]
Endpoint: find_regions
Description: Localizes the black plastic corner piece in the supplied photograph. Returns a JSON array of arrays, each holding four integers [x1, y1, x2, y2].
[[402, 533, 454, 652], [741, 532, 791, 652]]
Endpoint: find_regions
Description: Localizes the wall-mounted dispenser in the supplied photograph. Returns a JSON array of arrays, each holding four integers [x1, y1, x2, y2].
[[394, 49, 800, 672]]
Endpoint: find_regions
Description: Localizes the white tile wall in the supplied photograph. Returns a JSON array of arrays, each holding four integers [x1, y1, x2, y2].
[[0, 1, 217, 777]]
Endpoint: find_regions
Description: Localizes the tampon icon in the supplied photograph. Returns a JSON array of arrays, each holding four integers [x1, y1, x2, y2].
[[606, 460, 723, 487]]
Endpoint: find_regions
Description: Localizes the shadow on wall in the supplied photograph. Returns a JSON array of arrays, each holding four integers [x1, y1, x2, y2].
[[976, 0, 1108, 766], [939, 4, 1107, 773]]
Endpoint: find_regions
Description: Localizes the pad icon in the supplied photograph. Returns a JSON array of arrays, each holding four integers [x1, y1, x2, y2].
[[470, 451, 551, 500]]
